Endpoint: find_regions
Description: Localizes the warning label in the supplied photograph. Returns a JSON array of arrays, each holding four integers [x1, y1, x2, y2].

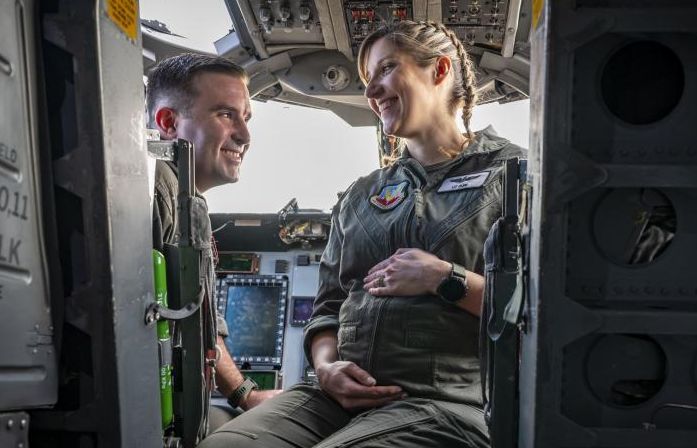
[[106, 0, 138, 41], [532, 0, 544, 30]]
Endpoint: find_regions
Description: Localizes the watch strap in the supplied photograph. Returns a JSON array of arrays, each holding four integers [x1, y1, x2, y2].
[[451, 262, 468, 280], [227, 377, 258, 408]]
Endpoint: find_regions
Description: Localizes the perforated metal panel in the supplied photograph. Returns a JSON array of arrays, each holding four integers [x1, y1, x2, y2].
[[521, 2, 697, 447]]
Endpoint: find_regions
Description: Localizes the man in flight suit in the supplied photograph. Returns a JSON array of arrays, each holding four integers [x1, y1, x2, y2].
[[147, 53, 281, 440]]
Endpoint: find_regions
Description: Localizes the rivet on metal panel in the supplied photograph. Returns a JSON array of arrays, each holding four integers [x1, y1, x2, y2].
[[0, 54, 13, 76], [19, 419, 26, 429], [6, 419, 13, 429]]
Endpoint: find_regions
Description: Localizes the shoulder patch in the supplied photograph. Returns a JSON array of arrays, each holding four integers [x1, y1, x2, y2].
[[370, 181, 409, 210], [437, 170, 490, 193]]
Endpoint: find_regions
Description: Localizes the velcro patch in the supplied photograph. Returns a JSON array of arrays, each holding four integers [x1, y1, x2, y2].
[[437, 170, 490, 193], [370, 180, 409, 210]]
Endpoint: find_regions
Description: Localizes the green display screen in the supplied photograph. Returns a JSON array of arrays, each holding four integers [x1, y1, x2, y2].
[[217, 253, 256, 273], [243, 371, 277, 391]]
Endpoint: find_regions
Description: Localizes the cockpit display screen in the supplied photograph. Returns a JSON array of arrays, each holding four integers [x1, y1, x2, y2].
[[218, 275, 288, 366], [290, 296, 314, 326]]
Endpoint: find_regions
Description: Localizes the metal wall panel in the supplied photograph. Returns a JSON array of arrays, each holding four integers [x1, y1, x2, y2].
[[0, 0, 57, 411], [27, 0, 161, 446], [522, 2, 697, 447]]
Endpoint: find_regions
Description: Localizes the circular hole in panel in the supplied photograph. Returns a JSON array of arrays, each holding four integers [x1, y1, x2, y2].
[[601, 41, 684, 125], [586, 334, 666, 407], [593, 188, 676, 266]]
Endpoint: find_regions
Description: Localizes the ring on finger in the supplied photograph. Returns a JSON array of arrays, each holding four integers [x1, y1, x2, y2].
[[376, 275, 386, 288]]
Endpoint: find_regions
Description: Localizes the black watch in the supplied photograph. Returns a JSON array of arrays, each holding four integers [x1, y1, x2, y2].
[[227, 378, 258, 409], [436, 263, 468, 304]]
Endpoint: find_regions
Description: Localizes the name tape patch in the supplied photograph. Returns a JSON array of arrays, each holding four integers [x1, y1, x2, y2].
[[437, 170, 490, 193]]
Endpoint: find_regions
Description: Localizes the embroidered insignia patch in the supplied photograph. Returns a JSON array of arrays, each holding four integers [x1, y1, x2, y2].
[[370, 181, 409, 210], [437, 170, 490, 193]]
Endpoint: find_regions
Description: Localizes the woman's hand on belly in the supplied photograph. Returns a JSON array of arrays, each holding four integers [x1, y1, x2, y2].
[[316, 360, 404, 411], [363, 248, 451, 297]]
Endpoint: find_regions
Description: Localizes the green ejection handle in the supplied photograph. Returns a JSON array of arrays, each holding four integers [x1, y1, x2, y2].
[[153, 250, 174, 429]]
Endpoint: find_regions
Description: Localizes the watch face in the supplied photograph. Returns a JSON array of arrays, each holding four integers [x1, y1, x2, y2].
[[439, 277, 466, 303]]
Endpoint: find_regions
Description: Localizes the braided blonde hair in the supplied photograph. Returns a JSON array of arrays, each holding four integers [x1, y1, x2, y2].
[[358, 20, 478, 163]]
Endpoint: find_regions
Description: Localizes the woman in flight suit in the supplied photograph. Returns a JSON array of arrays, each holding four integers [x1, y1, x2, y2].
[[200, 20, 525, 448]]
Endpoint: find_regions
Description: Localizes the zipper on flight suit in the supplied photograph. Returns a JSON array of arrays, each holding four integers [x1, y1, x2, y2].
[[365, 285, 389, 373], [401, 163, 426, 245], [413, 188, 424, 231], [364, 174, 399, 374], [400, 188, 423, 249]]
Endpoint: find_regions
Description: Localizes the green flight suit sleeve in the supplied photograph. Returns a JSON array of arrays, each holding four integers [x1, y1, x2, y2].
[[152, 161, 177, 253]]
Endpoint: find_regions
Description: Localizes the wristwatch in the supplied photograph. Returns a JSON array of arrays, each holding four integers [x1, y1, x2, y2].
[[436, 262, 468, 304], [227, 377, 258, 409]]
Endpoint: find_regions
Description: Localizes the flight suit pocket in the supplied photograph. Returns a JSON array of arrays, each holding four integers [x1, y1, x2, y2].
[[338, 324, 357, 344], [434, 354, 478, 387], [429, 179, 500, 253], [404, 329, 441, 349], [404, 328, 470, 354], [321, 403, 437, 448], [341, 201, 390, 264], [337, 323, 361, 364]]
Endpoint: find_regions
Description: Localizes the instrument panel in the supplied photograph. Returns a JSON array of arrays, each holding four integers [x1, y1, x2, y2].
[[214, 249, 323, 389], [344, 1, 413, 53], [343, 0, 513, 53], [442, 0, 510, 48]]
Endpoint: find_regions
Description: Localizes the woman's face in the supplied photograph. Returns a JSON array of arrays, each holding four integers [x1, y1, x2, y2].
[[363, 37, 439, 138]]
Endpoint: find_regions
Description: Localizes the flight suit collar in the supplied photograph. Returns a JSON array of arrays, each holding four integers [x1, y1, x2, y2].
[[396, 126, 510, 188]]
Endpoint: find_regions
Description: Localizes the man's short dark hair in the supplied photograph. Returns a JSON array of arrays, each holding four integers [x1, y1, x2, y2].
[[146, 53, 247, 127]]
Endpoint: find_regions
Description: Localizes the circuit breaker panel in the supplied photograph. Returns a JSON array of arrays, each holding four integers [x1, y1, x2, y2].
[[343, 1, 517, 53]]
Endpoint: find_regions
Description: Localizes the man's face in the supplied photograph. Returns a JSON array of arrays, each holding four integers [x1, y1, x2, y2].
[[174, 72, 252, 193]]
